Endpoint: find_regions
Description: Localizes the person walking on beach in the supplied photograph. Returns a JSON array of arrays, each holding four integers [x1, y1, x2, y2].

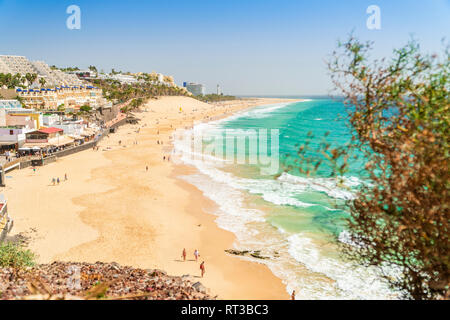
[[200, 261, 205, 278], [52, 178, 55, 185], [291, 290, 296, 300], [64, 173, 68, 181], [57, 177, 60, 185], [182, 248, 186, 261], [146, 166, 149, 172], [194, 249, 199, 262]]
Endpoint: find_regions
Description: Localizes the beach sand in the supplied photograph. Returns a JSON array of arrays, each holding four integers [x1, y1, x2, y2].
[[2, 96, 301, 300]]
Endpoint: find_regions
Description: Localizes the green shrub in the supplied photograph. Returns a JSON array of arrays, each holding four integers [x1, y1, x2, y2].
[[0, 242, 36, 268]]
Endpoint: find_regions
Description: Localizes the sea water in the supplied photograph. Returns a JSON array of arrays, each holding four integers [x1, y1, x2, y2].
[[173, 99, 399, 300]]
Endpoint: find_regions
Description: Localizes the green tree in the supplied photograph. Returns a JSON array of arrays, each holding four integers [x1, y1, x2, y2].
[[39, 77, 46, 88], [80, 105, 92, 113], [321, 37, 449, 299]]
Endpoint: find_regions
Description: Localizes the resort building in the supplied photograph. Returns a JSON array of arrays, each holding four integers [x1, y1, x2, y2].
[[0, 100, 41, 149], [16, 86, 106, 110], [31, 61, 82, 86], [42, 116, 96, 140], [0, 55, 35, 75], [0, 100, 22, 110], [0, 55, 83, 87], [184, 82, 205, 96], [0, 100, 41, 129], [0, 127, 34, 150], [42, 114, 60, 127], [68, 70, 98, 80], [109, 74, 138, 84], [22, 127, 74, 150], [5, 110, 42, 129]]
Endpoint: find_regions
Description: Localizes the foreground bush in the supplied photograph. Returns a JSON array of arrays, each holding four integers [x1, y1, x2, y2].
[[0, 242, 36, 268]]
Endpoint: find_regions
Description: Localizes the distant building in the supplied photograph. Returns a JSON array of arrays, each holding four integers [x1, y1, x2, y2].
[[16, 86, 106, 110], [0, 100, 22, 110], [5, 110, 43, 129], [0, 55, 82, 87], [184, 82, 205, 96], [0, 127, 33, 150], [68, 70, 97, 79], [22, 127, 75, 151], [217, 84, 222, 95], [108, 74, 138, 84]]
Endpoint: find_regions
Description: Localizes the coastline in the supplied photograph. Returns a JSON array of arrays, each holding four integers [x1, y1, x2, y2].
[[2, 96, 302, 299]]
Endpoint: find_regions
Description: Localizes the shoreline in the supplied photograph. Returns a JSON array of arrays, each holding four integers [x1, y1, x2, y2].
[[2, 96, 302, 299]]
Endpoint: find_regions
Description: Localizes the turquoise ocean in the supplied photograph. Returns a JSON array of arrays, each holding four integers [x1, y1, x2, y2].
[[174, 99, 400, 299]]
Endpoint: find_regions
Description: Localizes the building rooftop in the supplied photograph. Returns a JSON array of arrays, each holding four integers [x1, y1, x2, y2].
[[38, 127, 63, 134]]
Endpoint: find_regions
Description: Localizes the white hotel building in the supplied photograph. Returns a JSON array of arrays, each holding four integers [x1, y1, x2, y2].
[[0, 55, 82, 87]]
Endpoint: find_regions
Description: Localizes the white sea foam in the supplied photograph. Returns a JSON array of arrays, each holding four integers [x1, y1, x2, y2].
[[277, 172, 361, 201], [172, 101, 400, 300], [287, 234, 399, 299]]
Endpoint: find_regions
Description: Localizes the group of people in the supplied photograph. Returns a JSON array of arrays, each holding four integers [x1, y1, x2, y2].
[[51, 173, 68, 186], [182, 248, 206, 278]]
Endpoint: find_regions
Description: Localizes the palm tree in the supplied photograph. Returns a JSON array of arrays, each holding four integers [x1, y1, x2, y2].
[[39, 78, 46, 88]]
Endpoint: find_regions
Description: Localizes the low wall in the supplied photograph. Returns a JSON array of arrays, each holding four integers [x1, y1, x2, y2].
[[0, 219, 12, 243], [0, 204, 11, 243], [19, 160, 32, 169], [43, 156, 57, 165], [110, 117, 127, 129], [51, 141, 97, 159]]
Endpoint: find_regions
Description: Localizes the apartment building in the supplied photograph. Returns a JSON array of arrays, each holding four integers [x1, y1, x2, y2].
[[0, 55, 35, 75], [32, 61, 82, 86], [17, 86, 106, 110], [184, 82, 205, 96], [0, 55, 83, 87]]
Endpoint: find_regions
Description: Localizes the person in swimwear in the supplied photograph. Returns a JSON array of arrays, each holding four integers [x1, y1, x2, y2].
[[194, 249, 199, 262], [200, 261, 205, 278]]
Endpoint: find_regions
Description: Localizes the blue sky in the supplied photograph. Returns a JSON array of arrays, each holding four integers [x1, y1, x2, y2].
[[0, 0, 449, 95]]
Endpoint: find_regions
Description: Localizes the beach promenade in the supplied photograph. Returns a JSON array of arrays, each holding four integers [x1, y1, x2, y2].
[[1, 96, 299, 299]]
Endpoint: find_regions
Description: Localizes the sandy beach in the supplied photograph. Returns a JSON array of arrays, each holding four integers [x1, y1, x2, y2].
[[2, 96, 301, 300]]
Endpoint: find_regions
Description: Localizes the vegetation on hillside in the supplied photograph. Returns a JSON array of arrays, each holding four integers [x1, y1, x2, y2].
[[51, 66, 80, 72], [194, 94, 237, 102], [87, 78, 189, 112], [0, 73, 38, 89]]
